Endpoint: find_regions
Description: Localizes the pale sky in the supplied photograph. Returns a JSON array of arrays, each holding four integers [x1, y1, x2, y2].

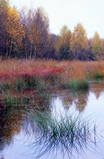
[[9, 0, 104, 39]]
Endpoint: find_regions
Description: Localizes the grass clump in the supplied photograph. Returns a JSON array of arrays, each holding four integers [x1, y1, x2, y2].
[[0, 82, 12, 93], [0, 80, 28, 93], [64, 79, 89, 90], [28, 108, 96, 158], [4, 95, 16, 106], [3, 95, 30, 106], [95, 71, 103, 79], [15, 79, 28, 92]]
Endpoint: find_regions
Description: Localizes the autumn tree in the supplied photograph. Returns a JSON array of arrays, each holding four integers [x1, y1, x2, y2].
[[0, 0, 24, 58], [7, 6, 24, 58], [1, 1, 50, 59], [0, 0, 9, 56], [34, 7, 49, 58], [19, 7, 30, 59], [25, 8, 35, 58], [90, 32, 102, 60], [57, 26, 72, 60], [86, 39, 94, 60], [20, 7, 49, 59], [45, 34, 57, 59], [70, 23, 88, 60]]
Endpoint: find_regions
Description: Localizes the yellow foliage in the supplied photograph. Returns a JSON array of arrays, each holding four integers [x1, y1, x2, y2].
[[70, 23, 88, 59], [57, 26, 71, 53], [90, 32, 102, 60]]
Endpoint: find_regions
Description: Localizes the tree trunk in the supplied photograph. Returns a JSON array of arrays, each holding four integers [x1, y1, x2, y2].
[[76, 45, 78, 60], [6, 37, 9, 57], [9, 38, 13, 58], [30, 39, 33, 59], [25, 40, 27, 59], [34, 46, 36, 59]]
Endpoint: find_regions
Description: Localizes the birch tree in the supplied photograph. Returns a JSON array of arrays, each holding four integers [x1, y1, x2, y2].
[[90, 32, 102, 60], [70, 23, 88, 60]]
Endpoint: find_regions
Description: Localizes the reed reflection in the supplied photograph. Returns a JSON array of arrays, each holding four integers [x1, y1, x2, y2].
[[25, 106, 96, 159], [0, 81, 103, 159]]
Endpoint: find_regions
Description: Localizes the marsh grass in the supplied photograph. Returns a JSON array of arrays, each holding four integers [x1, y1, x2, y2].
[[62, 79, 89, 90], [69, 79, 89, 90], [0, 80, 27, 93], [0, 59, 104, 93], [0, 82, 11, 93], [4, 95, 30, 106], [0, 77, 51, 93], [28, 107, 96, 158], [2, 88, 51, 108], [4, 95, 15, 106], [15, 79, 28, 92], [0, 59, 104, 80], [95, 71, 103, 79], [0, 76, 57, 93]]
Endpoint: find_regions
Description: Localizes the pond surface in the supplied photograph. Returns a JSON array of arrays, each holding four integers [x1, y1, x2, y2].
[[1, 81, 104, 159]]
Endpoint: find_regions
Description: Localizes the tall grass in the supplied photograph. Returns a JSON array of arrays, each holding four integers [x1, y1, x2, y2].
[[0, 59, 104, 93], [62, 79, 89, 90], [0, 59, 104, 80], [94, 71, 103, 79], [28, 107, 96, 158], [4, 95, 30, 106]]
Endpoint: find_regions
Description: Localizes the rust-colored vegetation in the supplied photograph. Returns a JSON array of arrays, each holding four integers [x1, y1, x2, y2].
[[0, 59, 104, 82], [0, 59, 104, 108], [0, 59, 64, 81]]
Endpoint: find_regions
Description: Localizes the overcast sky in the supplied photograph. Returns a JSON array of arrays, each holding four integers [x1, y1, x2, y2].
[[9, 0, 104, 39]]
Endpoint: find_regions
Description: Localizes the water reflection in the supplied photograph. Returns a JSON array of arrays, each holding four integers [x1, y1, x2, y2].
[[54, 90, 89, 113], [90, 80, 104, 99], [0, 106, 26, 152], [0, 92, 51, 152], [1, 81, 104, 158], [24, 107, 96, 159]]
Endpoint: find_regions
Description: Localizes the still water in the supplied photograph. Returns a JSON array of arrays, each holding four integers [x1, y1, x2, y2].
[[1, 81, 104, 159]]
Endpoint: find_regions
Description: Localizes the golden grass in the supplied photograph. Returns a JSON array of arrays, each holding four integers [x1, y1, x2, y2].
[[56, 60, 104, 82], [0, 59, 104, 82], [0, 59, 104, 106]]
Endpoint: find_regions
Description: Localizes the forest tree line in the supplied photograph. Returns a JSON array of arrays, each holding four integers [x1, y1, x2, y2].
[[0, 0, 104, 60]]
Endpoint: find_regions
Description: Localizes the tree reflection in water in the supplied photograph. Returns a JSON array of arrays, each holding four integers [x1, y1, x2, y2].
[[0, 86, 100, 159], [0, 106, 27, 152], [90, 80, 104, 99], [53, 89, 89, 113]]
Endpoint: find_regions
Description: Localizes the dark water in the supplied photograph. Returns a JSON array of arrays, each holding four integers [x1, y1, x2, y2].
[[1, 81, 104, 159]]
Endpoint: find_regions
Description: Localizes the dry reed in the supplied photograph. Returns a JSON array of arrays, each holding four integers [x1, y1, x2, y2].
[[0, 59, 104, 83]]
